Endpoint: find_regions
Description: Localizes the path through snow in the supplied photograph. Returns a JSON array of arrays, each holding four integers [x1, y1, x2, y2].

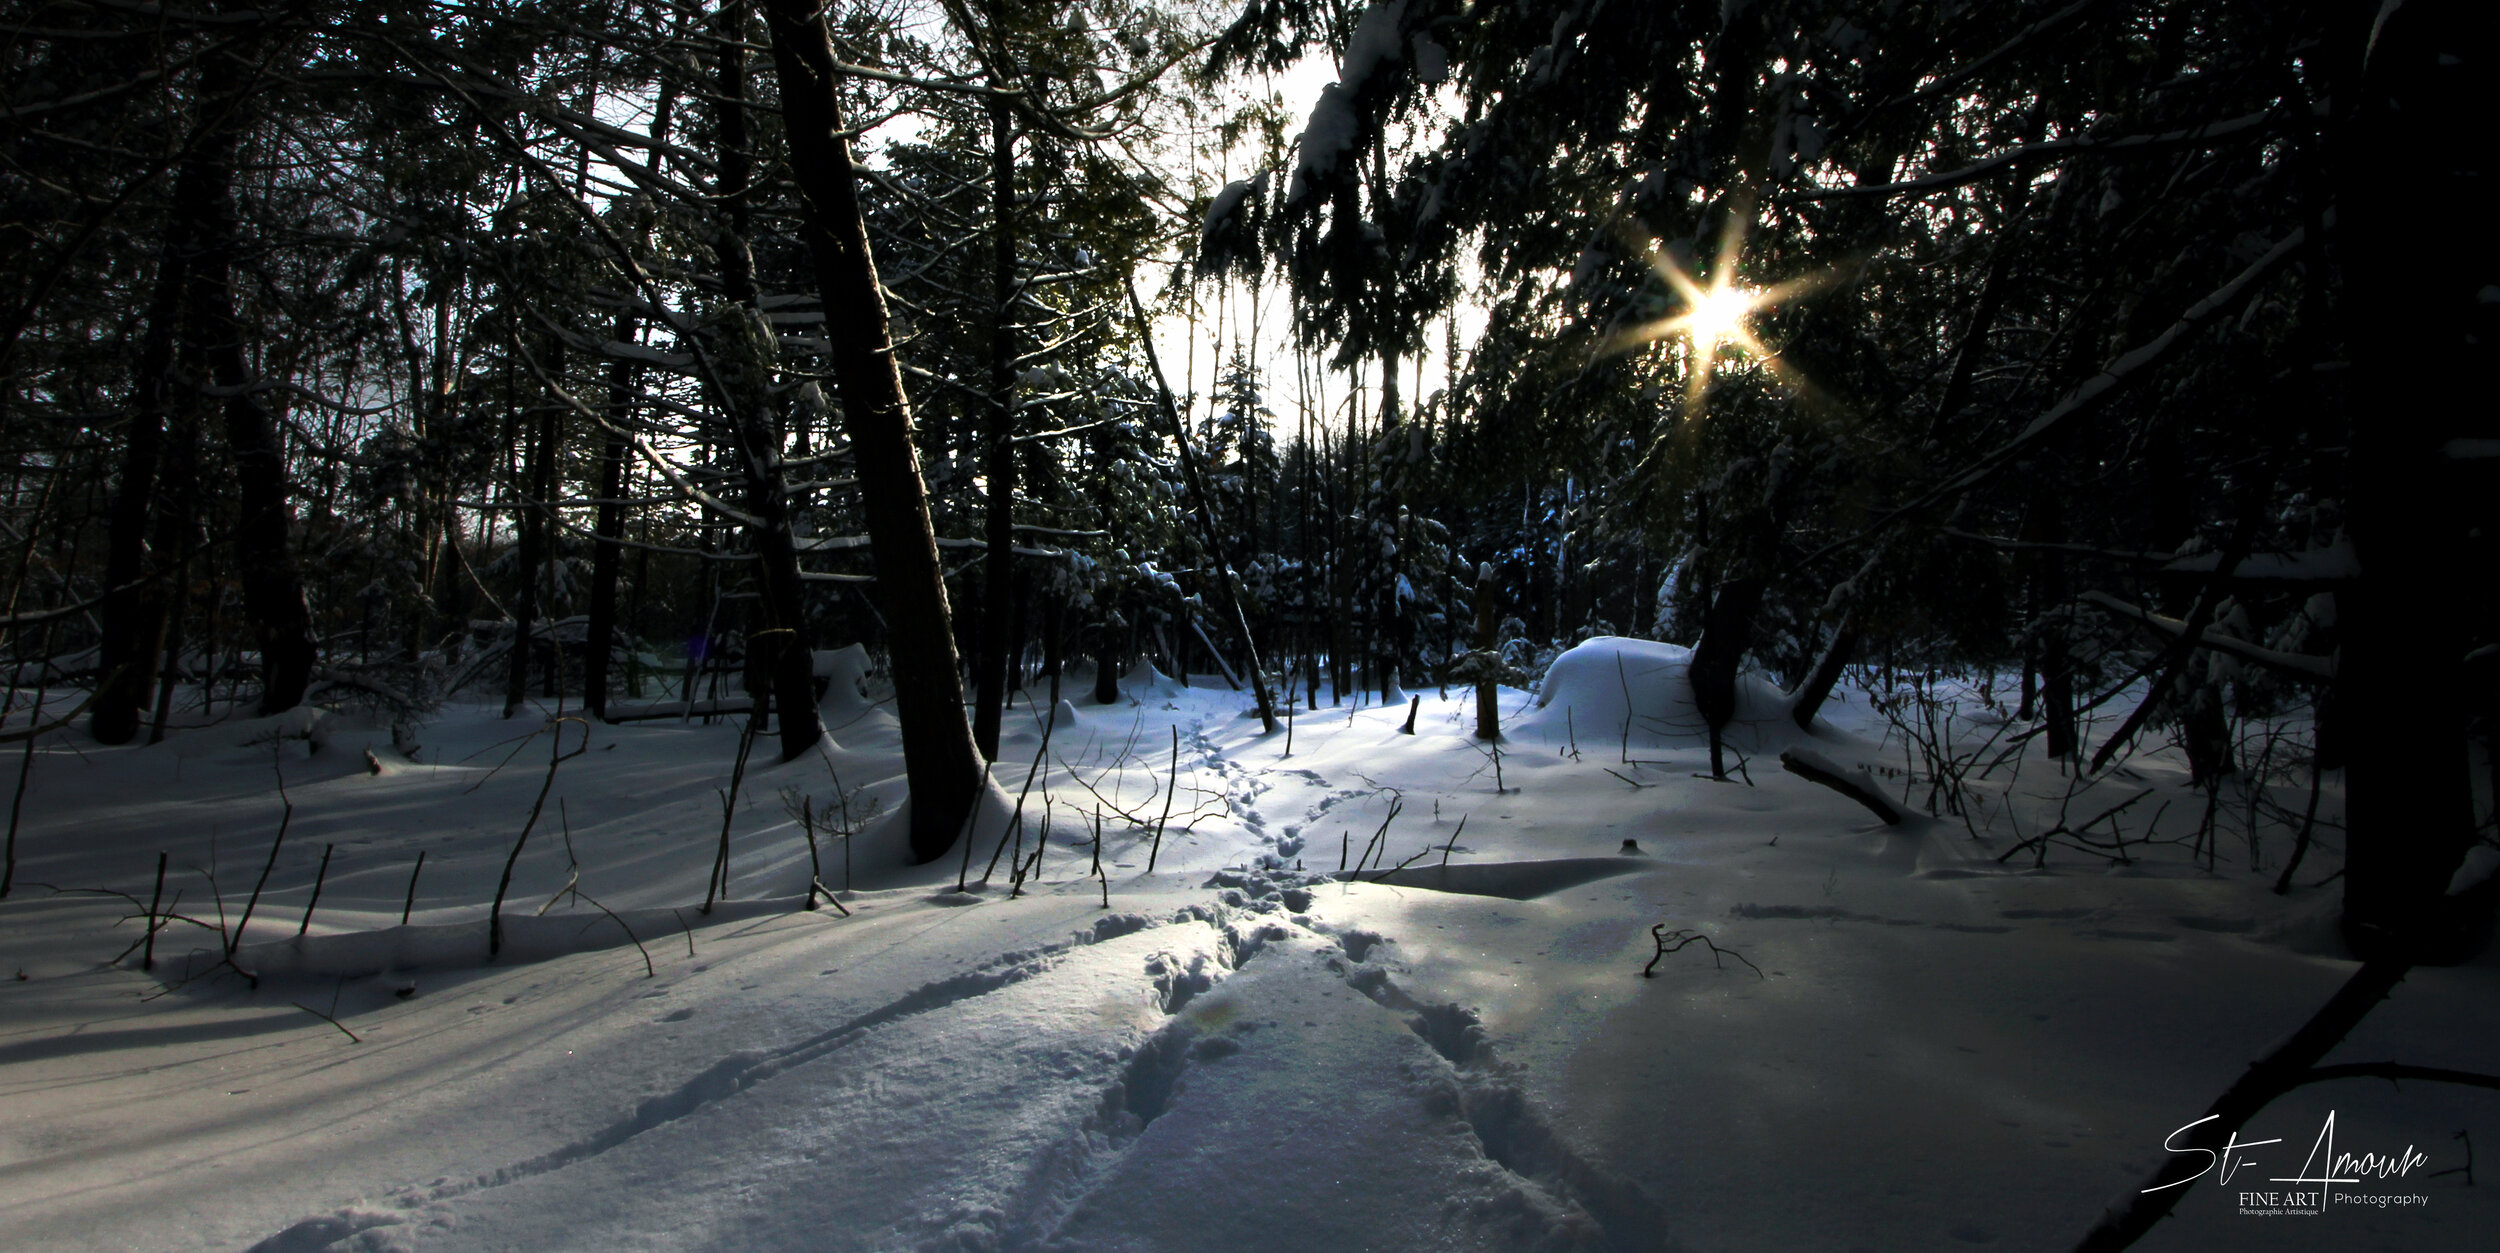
[[2, 644, 2493, 1251]]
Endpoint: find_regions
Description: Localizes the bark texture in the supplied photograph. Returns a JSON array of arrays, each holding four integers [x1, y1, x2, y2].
[[762, 0, 981, 860]]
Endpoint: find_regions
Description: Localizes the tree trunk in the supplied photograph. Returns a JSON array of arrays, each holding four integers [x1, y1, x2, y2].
[[1006, 571, 1030, 698], [2145, 414, 2235, 787], [762, 0, 981, 861], [1689, 575, 1765, 779], [1124, 279, 1279, 733], [503, 336, 553, 719], [1377, 349, 1403, 700], [144, 413, 201, 745], [1473, 561, 1500, 741], [584, 305, 642, 721], [187, 67, 314, 715], [972, 78, 1018, 760], [2022, 490, 2078, 758], [585, 70, 676, 719], [1088, 423, 1122, 706], [91, 223, 188, 744], [1041, 585, 1063, 708], [2176, 673, 2234, 787], [1328, 439, 1352, 704], [714, 0, 825, 764], [2331, 0, 2485, 962], [2016, 600, 2038, 721], [410, 294, 456, 661], [1788, 613, 1857, 732], [1094, 630, 1122, 704], [94, 45, 248, 743]]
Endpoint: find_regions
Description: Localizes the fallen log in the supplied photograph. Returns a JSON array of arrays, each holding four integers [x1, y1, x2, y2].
[[1778, 747, 1906, 825], [602, 699, 753, 724]]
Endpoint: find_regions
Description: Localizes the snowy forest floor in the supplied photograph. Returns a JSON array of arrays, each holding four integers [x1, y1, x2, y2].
[[1, 640, 2494, 1252]]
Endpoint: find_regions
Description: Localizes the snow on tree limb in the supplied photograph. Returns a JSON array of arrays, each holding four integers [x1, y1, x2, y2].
[[2079, 590, 2336, 682], [1783, 107, 2300, 203], [1942, 228, 2307, 494]]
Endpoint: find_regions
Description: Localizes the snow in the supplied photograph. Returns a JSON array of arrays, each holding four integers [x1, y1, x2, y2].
[[1524, 636, 1798, 747], [596, 340, 695, 370], [2, 648, 2494, 1251], [1340, 1, 1411, 91], [1288, 3, 1409, 206], [1199, 173, 1266, 256], [1289, 84, 1360, 206]]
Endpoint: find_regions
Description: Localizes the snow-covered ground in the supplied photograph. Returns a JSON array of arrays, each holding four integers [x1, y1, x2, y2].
[[2, 640, 2492, 1251]]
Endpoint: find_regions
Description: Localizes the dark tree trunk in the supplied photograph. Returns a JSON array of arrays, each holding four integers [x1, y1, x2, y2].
[[1690, 575, 1766, 779], [409, 296, 456, 663], [92, 220, 188, 744], [144, 413, 201, 745], [713, 0, 824, 763], [1787, 614, 1858, 732], [585, 73, 674, 720], [2016, 599, 2038, 722], [1328, 450, 1352, 704], [504, 337, 555, 719], [186, 70, 314, 715], [1005, 572, 1030, 697], [210, 374, 316, 715], [2145, 418, 2235, 787], [2021, 490, 2078, 758], [1377, 349, 1403, 700], [1088, 425, 1122, 706], [972, 79, 1018, 760], [584, 306, 641, 721], [2176, 677, 2234, 786], [94, 47, 249, 743], [763, 0, 981, 860], [1040, 585, 1063, 707], [1473, 561, 1500, 741], [1094, 631, 1121, 704], [2331, 0, 2486, 962]]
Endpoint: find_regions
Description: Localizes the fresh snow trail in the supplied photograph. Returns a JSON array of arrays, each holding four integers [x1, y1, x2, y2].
[[6, 646, 2496, 1251], [325, 910, 1258, 1252], [1036, 925, 1674, 1253], [233, 688, 1670, 1253]]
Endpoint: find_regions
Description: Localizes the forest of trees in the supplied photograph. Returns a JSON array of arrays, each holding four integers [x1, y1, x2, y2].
[[2, 0, 2491, 972]]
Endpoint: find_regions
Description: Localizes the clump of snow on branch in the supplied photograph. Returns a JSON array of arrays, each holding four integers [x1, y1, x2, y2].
[[1200, 171, 1268, 267], [1289, 1, 1409, 204]]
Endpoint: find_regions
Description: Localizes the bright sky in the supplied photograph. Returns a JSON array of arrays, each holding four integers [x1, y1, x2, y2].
[[1136, 49, 1485, 442], [581, 27, 1475, 445]]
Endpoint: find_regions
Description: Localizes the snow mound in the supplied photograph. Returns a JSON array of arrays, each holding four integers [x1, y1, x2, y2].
[[158, 706, 338, 759], [1117, 658, 1184, 698], [813, 643, 876, 720], [1517, 636, 1794, 749]]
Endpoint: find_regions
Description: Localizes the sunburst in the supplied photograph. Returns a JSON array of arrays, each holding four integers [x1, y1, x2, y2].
[[1662, 271, 1769, 364], [1601, 207, 1832, 419]]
